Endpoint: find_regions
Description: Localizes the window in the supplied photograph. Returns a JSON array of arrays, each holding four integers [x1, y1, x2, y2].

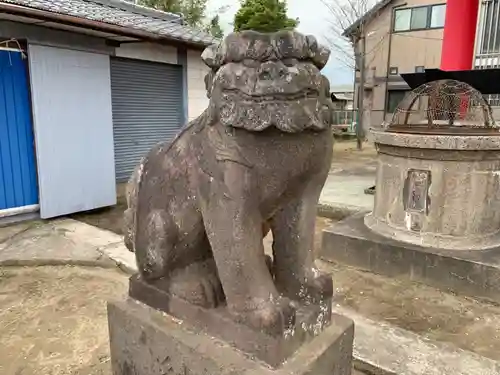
[[415, 66, 425, 73], [394, 9, 411, 31], [394, 4, 446, 32], [410, 7, 428, 30], [386, 90, 409, 113], [430, 4, 446, 28], [479, 1, 500, 54], [389, 66, 399, 75]]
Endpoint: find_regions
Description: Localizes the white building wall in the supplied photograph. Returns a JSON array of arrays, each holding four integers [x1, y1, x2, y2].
[[187, 49, 210, 121], [115, 42, 178, 64]]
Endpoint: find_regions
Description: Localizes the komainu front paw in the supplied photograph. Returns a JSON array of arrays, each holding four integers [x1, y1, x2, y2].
[[231, 297, 296, 336], [300, 270, 333, 304]]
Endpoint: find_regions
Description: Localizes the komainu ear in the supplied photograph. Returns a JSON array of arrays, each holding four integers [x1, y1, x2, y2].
[[202, 43, 223, 69], [306, 35, 330, 70]]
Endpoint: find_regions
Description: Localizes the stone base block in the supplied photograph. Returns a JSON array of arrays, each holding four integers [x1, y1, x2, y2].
[[320, 213, 500, 303], [128, 274, 334, 368], [108, 298, 354, 375]]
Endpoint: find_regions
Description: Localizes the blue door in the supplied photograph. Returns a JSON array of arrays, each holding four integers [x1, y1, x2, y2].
[[0, 50, 38, 210]]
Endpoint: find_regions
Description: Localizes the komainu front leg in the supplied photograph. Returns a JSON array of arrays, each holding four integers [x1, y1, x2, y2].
[[199, 162, 295, 335], [270, 185, 333, 305]]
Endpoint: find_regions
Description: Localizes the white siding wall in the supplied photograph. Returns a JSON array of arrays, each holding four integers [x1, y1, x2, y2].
[[187, 49, 210, 121], [115, 42, 178, 64], [28, 45, 116, 218]]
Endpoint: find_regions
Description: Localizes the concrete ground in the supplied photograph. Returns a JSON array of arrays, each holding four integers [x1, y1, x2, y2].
[[319, 140, 376, 215]]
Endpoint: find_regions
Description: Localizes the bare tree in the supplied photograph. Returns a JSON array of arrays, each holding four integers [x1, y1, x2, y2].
[[321, 0, 379, 150], [321, 0, 377, 69]]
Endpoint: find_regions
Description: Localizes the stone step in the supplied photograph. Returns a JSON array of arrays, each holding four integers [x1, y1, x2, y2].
[[332, 305, 500, 375]]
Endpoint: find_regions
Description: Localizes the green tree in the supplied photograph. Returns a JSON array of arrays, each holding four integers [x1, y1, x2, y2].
[[233, 0, 298, 33], [140, 0, 183, 16], [140, 0, 227, 38], [139, 0, 207, 28], [205, 15, 224, 39]]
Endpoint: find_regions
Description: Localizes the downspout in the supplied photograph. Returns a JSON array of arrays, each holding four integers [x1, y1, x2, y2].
[[384, 3, 407, 121]]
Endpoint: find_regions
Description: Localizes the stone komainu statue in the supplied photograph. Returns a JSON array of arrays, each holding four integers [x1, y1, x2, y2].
[[124, 30, 335, 335]]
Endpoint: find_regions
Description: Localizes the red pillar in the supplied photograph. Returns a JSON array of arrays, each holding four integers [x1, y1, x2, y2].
[[440, 0, 480, 71]]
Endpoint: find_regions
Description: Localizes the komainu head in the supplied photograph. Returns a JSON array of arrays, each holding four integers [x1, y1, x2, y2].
[[201, 30, 334, 133]]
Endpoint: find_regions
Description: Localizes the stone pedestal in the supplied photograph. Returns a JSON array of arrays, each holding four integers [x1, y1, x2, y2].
[[108, 298, 354, 375], [320, 213, 500, 303], [367, 130, 500, 250]]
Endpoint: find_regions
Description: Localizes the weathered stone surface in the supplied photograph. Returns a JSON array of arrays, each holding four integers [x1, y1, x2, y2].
[[128, 274, 332, 367], [108, 298, 354, 375], [320, 214, 500, 303], [367, 131, 500, 250], [371, 129, 500, 150], [123, 30, 336, 339]]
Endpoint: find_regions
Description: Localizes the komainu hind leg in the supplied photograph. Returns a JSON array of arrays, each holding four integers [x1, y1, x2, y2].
[[134, 209, 225, 308], [134, 210, 170, 280], [154, 257, 225, 308]]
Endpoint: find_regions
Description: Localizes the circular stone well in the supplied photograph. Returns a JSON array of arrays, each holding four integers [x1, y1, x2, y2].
[[364, 80, 500, 250]]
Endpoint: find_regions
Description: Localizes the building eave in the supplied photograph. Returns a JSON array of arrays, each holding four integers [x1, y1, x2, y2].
[[0, 1, 216, 49], [343, 0, 394, 37]]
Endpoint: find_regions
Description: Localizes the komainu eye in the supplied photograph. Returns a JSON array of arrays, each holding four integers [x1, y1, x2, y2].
[[283, 58, 298, 67]]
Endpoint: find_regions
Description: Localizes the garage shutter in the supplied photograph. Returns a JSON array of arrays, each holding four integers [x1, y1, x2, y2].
[[110, 57, 184, 182]]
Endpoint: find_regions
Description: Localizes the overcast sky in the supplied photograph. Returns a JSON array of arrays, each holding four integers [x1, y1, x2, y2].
[[205, 0, 355, 86]]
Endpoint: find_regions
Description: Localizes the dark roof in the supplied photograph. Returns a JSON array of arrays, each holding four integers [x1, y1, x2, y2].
[[1, 0, 216, 46], [343, 0, 393, 37]]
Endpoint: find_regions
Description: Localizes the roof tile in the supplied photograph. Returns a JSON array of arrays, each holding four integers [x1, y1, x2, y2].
[[1, 0, 217, 46]]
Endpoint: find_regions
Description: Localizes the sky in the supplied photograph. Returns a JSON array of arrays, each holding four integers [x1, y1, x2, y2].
[[205, 0, 355, 87]]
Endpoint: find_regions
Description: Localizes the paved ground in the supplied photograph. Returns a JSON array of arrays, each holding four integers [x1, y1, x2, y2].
[[319, 140, 376, 214], [0, 219, 135, 273]]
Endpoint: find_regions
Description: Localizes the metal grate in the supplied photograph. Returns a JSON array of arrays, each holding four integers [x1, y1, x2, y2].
[[387, 79, 497, 134]]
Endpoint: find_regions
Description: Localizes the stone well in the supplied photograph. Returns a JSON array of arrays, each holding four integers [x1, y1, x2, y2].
[[364, 80, 500, 250]]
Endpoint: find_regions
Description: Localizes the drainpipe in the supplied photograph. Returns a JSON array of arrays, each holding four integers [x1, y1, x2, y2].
[[384, 3, 407, 121], [357, 30, 366, 150]]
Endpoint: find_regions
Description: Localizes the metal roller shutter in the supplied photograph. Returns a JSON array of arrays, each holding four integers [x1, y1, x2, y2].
[[110, 57, 183, 182]]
